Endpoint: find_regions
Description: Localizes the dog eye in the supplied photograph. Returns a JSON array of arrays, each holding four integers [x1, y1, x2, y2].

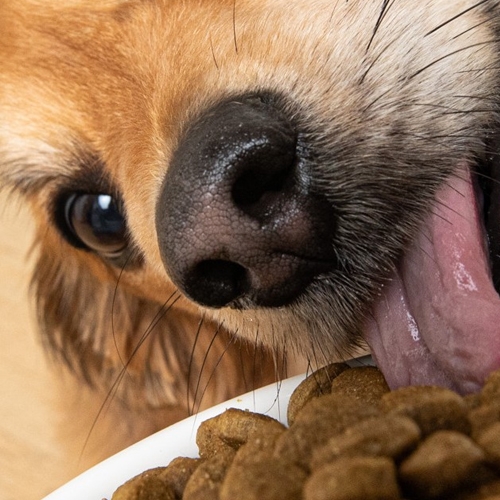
[[63, 193, 127, 256]]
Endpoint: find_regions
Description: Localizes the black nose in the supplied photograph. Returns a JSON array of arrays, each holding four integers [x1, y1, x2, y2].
[[156, 94, 335, 308]]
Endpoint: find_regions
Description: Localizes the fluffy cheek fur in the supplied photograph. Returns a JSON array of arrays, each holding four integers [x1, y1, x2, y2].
[[31, 220, 280, 413]]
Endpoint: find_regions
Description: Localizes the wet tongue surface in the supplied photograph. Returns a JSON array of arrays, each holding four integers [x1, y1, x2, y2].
[[364, 165, 500, 394]]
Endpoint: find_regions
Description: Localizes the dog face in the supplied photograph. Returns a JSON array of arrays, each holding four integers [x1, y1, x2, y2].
[[1, 0, 499, 416]]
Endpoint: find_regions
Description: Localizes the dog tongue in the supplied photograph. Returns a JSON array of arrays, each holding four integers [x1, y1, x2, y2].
[[364, 165, 500, 394]]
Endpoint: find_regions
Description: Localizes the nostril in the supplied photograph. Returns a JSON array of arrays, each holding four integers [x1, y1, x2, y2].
[[231, 150, 295, 207], [230, 114, 297, 214], [186, 259, 249, 308]]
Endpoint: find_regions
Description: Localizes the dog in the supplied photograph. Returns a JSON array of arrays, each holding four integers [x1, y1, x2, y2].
[[1, 0, 500, 469]]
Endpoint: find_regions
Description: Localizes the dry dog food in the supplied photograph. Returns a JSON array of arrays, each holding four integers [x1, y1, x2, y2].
[[111, 364, 500, 500]]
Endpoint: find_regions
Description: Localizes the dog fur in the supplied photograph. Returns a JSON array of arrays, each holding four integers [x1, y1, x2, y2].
[[1, 0, 500, 470]]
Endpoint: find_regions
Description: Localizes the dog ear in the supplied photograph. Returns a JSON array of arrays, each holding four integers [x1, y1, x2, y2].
[[30, 235, 278, 413]]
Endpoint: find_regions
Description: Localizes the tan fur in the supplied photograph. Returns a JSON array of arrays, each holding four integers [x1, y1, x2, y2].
[[1, 0, 499, 472]]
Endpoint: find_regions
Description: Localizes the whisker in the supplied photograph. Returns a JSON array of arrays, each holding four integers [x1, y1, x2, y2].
[[366, 0, 396, 53], [410, 39, 500, 80], [187, 314, 206, 416], [79, 291, 180, 462], [261, 343, 285, 416], [475, 169, 500, 188], [425, 0, 492, 37], [192, 331, 238, 416], [360, 37, 399, 85], [362, 86, 393, 113], [307, 340, 321, 376], [312, 329, 331, 367], [251, 326, 261, 409], [238, 338, 250, 393], [190, 321, 225, 415], [111, 253, 134, 369], [451, 16, 492, 40]]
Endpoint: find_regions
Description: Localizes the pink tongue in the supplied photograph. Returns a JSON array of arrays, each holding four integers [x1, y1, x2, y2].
[[364, 165, 500, 394]]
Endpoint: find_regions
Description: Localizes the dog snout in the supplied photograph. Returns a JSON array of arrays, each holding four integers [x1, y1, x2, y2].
[[156, 94, 337, 309]]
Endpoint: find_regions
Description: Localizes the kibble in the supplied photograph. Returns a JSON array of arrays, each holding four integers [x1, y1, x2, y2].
[[399, 430, 486, 499], [111, 364, 500, 500], [310, 414, 421, 468], [380, 385, 471, 435], [287, 363, 349, 425], [304, 456, 400, 500], [330, 366, 390, 404]]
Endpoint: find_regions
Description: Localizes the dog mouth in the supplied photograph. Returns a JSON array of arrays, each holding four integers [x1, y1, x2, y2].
[[154, 93, 500, 395], [363, 145, 500, 395]]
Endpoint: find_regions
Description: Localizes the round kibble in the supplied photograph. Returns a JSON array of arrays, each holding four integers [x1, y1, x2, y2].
[[330, 366, 390, 404], [399, 430, 486, 499], [380, 385, 471, 435], [477, 422, 500, 471], [274, 393, 380, 469], [287, 363, 349, 426], [304, 456, 400, 500], [112, 468, 176, 500], [470, 403, 500, 439], [310, 414, 421, 469], [220, 458, 307, 500], [232, 426, 286, 466], [196, 407, 286, 459], [158, 457, 200, 498], [182, 450, 234, 500], [482, 371, 500, 402]]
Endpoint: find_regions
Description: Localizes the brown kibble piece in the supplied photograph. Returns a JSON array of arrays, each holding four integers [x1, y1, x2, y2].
[[482, 371, 500, 402], [183, 450, 234, 500], [196, 408, 286, 459], [399, 430, 485, 499], [220, 458, 307, 500], [477, 422, 500, 471], [275, 393, 380, 469], [330, 366, 390, 404], [381, 385, 470, 435], [304, 456, 400, 500], [470, 403, 500, 439], [112, 467, 176, 500], [156, 457, 200, 498], [310, 414, 421, 469], [232, 425, 285, 466], [287, 363, 349, 426]]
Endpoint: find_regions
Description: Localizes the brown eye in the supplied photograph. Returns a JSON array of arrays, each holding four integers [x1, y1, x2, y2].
[[64, 193, 128, 256]]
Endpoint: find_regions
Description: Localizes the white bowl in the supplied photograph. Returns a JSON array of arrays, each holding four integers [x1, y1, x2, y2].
[[43, 356, 373, 500]]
